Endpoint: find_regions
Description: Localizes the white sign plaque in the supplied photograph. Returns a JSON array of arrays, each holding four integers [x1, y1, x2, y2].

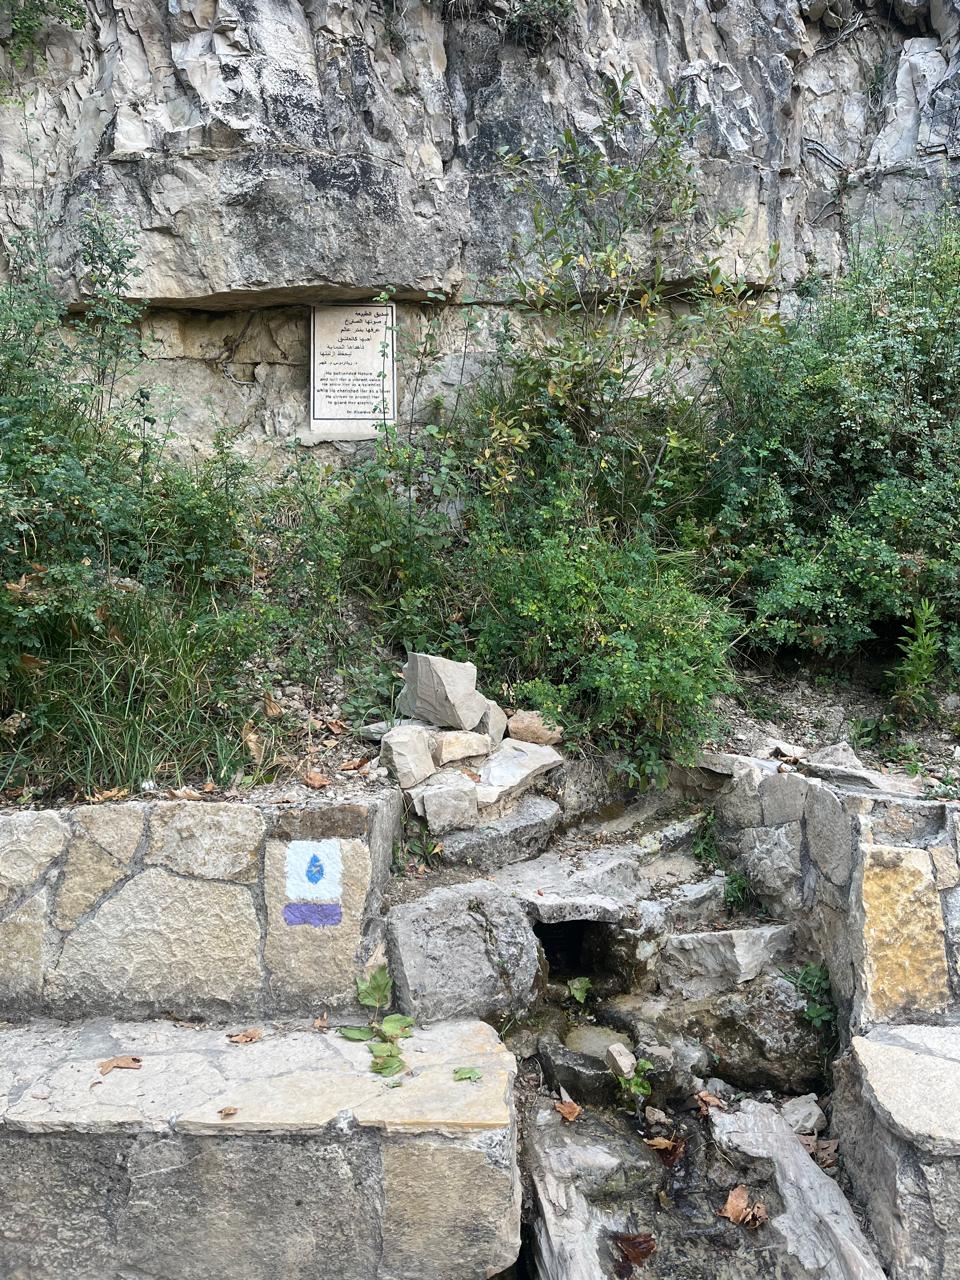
[[306, 303, 396, 441]]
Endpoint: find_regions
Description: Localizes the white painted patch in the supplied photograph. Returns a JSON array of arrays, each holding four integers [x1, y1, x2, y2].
[[284, 838, 343, 901]]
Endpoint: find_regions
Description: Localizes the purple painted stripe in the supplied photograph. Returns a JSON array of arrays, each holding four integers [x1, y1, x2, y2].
[[283, 902, 342, 927]]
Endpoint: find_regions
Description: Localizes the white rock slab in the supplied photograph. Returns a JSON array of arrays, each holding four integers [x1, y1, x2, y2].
[[476, 739, 563, 808]]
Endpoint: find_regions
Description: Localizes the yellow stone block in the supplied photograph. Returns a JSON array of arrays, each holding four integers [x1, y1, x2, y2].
[[860, 843, 950, 1022]]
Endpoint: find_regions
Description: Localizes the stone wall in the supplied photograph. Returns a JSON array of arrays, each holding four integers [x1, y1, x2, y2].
[[0, 788, 402, 1018], [711, 748, 960, 1034], [136, 300, 496, 456]]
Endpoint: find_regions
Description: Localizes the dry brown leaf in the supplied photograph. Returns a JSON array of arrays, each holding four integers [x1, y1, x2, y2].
[[554, 1099, 582, 1123], [241, 721, 264, 765], [313, 1013, 329, 1033], [799, 1135, 839, 1169], [166, 786, 202, 800], [263, 692, 283, 720], [695, 1089, 728, 1116], [88, 787, 129, 805], [643, 1134, 686, 1168], [325, 718, 346, 735], [218, 1106, 239, 1120], [202, 781, 216, 794], [99, 1055, 142, 1076], [613, 1232, 657, 1266], [303, 770, 332, 790], [718, 1185, 767, 1230], [459, 768, 482, 783], [227, 1028, 263, 1045], [339, 758, 367, 772], [19, 654, 45, 672]]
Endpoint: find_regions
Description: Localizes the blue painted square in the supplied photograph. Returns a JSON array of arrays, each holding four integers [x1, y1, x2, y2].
[[285, 838, 343, 902]]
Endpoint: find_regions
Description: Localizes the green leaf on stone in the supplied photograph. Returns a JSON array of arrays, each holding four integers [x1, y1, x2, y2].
[[357, 965, 393, 1010], [371, 1054, 406, 1077], [567, 976, 593, 1005], [368, 1040, 399, 1058], [380, 1014, 414, 1039], [338, 1025, 376, 1041], [453, 1066, 483, 1082]]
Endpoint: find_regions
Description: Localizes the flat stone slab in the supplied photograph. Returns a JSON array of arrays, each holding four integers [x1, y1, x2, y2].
[[833, 1025, 960, 1280], [0, 1017, 520, 1280]]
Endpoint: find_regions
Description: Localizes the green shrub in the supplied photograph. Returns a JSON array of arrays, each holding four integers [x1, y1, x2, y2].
[[0, 213, 348, 796], [704, 215, 960, 666]]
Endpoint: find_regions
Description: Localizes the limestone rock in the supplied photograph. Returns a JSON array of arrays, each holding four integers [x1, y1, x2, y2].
[[758, 769, 809, 826], [604, 1042, 637, 1078], [439, 795, 561, 870], [396, 653, 487, 730], [0, 1017, 520, 1280], [145, 801, 264, 881], [833, 1025, 960, 1280], [476, 739, 564, 808], [0, 889, 47, 1012], [654, 974, 824, 1093], [0, 811, 69, 911], [54, 803, 146, 929], [492, 845, 656, 924], [737, 822, 804, 914], [779, 1093, 826, 1135], [478, 698, 508, 747], [386, 883, 540, 1023], [380, 724, 437, 789], [507, 709, 563, 746], [432, 729, 491, 766], [407, 772, 479, 834], [46, 868, 262, 1018], [801, 742, 922, 795], [658, 925, 794, 1000], [537, 1032, 621, 1107], [804, 780, 852, 886], [711, 1099, 885, 1279], [857, 841, 950, 1025]]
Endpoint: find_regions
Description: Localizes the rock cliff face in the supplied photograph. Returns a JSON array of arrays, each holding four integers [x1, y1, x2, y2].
[[2, 0, 959, 444]]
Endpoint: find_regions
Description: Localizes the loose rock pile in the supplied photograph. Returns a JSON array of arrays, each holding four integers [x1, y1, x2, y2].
[[369, 652, 564, 833]]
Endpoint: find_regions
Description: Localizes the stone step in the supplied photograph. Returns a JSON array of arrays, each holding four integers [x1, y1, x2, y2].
[[0, 787, 402, 1021], [833, 1024, 960, 1280], [0, 1016, 520, 1280], [437, 794, 561, 870]]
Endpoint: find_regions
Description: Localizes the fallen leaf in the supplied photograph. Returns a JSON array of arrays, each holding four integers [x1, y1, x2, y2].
[[19, 654, 45, 673], [799, 1135, 838, 1169], [166, 786, 202, 800], [303, 770, 332, 790], [325, 718, 346, 735], [554, 1099, 582, 1123], [241, 721, 264, 765], [263, 692, 283, 720], [459, 768, 482, 783], [339, 758, 368, 772], [695, 1089, 728, 1116], [227, 1028, 263, 1045], [453, 1066, 483, 1082], [613, 1233, 657, 1266], [218, 1106, 238, 1120], [313, 1013, 329, 1033], [87, 786, 129, 805], [202, 781, 216, 794], [718, 1185, 767, 1229], [643, 1134, 686, 1167], [99, 1055, 142, 1076]]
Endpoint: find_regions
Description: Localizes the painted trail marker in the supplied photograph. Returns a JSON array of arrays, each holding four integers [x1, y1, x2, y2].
[[305, 303, 396, 442], [283, 838, 343, 927]]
